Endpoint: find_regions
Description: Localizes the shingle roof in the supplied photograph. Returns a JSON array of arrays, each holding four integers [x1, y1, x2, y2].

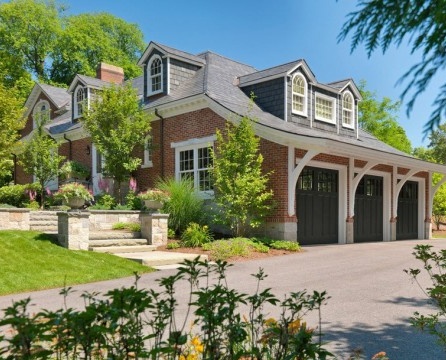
[[153, 42, 206, 65], [39, 84, 70, 108], [238, 60, 300, 85], [77, 75, 113, 89]]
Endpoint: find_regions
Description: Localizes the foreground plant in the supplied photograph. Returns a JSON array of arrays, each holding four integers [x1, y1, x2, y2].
[[0, 258, 332, 359], [405, 244, 446, 349]]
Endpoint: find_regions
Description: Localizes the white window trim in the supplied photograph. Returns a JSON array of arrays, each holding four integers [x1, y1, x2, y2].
[[341, 91, 355, 129], [147, 55, 163, 96], [142, 134, 153, 168], [315, 92, 337, 125], [291, 73, 308, 117], [172, 136, 216, 197], [32, 100, 50, 128], [74, 86, 84, 119]]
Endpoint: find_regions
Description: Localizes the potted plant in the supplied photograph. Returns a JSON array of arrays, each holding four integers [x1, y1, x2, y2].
[[138, 189, 169, 211], [60, 160, 91, 181], [54, 182, 94, 209]]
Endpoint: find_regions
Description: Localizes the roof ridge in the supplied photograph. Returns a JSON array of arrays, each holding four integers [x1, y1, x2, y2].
[[196, 50, 257, 71]]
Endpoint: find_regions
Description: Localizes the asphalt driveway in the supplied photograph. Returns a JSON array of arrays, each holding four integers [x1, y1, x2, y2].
[[2, 238, 446, 359]]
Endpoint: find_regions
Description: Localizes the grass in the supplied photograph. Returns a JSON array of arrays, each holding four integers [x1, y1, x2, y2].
[[0, 230, 154, 295]]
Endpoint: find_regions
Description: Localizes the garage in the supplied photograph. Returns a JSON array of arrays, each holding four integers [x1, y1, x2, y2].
[[354, 175, 383, 242], [396, 181, 418, 240], [296, 167, 338, 245]]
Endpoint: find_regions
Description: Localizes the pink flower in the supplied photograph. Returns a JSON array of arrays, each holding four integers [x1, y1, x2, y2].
[[129, 177, 137, 192], [98, 177, 110, 193]]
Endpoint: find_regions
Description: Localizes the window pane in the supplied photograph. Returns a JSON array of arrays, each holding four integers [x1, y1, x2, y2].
[[180, 150, 194, 171], [293, 94, 304, 112], [316, 97, 333, 121]]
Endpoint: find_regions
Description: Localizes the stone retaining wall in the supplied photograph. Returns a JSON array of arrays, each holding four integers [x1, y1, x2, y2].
[[0, 208, 30, 230], [89, 210, 141, 231]]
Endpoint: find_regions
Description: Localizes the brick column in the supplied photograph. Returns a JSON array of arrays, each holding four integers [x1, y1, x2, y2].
[[140, 213, 169, 246], [57, 211, 90, 250]]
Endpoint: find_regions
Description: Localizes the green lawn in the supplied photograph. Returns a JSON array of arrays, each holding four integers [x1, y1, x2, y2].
[[0, 230, 154, 295]]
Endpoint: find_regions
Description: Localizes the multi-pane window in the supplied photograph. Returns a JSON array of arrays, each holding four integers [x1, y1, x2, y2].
[[342, 92, 354, 128], [75, 86, 84, 118], [315, 94, 336, 123], [292, 74, 307, 115], [149, 57, 162, 94], [143, 135, 153, 167], [297, 167, 337, 193], [178, 145, 213, 192]]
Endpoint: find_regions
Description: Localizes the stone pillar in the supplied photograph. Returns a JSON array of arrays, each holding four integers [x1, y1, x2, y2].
[[57, 211, 90, 250], [140, 213, 169, 246], [390, 217, 397, 241], [346, 217, 354, 244], [425, 218, 432, 239]]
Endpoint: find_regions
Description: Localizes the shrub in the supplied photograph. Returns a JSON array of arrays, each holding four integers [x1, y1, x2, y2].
[[166, 240, 181, 250], [203, 238, 253, 261], [181, 223, 213, 247], [156, 177, 205, 235], [0, 259, 332, 359], [167, 228, 176, 239], [0, 183, 40, 207], [90, 193, 116, 210], [270, 240, 301, 252]]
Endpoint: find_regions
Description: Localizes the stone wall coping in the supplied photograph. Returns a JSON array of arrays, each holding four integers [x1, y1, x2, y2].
[[89, 210, 142, 215], [0, 208, 30, 213]]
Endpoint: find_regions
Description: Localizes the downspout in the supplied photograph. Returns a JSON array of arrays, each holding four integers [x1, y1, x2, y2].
[[155, 108, 165, 178], [63, 134, 72, 160]]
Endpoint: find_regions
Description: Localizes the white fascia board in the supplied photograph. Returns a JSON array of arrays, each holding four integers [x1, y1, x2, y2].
[[145, 94, 208, 119], [287, 61, 316, 83], [338, 81, 362, 100]]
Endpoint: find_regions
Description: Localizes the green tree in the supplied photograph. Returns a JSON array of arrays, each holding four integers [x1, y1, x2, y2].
[[20, 114, 65, 208], [359, 80, 412, 153], [212, 113, 274, 237], [0, 0, 144, 87], [81, 84, 151, 203], [339, 0, 446, 134], [49, 13, 145, 85], [0, 83, 26, 180]]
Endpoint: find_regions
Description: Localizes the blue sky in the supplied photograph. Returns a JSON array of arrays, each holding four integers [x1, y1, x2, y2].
[[65, 0, 442, 149]]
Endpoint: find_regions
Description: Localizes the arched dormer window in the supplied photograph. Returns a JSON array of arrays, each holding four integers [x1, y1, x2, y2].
[[342, 91, 354, 128], [74, 86, 85, 119], [292, 73, 307, 116], [147, 56, 163, 96], [33, 100, 50, 128], [143, 134, 153, 167]]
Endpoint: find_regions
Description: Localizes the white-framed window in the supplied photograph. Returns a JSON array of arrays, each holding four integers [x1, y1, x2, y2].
[[143, 134, 153, 168], [147, 55, 163, 96], [292, 73, 307, 116], [342, 91, 354, 128], [315, 93, 336, 124], [172, 136, 215, 194], [74, 86, 85, 119], [32, 100, 50, 128]]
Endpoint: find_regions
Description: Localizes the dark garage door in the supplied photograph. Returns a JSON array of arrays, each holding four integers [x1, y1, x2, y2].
[[354, 175, 383, 242], [297, 167, 338, 245], [397, 181, 418, 240]]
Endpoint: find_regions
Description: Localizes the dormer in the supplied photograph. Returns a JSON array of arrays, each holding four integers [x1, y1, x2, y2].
[[239, 60, 362, 138], [68, 63, 123, 122], [137, 41, 205, 100]]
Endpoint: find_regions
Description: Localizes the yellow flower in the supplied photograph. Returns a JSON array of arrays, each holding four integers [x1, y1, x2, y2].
[[264, 317, 277, 328], [288, 319, 302, 334], [372, 351, 388, 360], [191, 336, 202, 347]]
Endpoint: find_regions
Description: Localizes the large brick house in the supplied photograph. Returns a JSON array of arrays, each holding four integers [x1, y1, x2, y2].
[[15, 41, 446, 244]]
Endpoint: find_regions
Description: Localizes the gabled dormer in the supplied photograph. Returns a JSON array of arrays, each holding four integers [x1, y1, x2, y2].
[[137, 41, 205, 100], [67, 63, 124, 122], [238, 60, 362, 138]]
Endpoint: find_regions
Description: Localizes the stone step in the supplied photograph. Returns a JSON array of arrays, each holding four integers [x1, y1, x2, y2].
[[90, 245, 157, 253], [89, 231, 142, 240], [30, 225, 58, 233], [29, 220, 58, 226], [89, 238, 149, 248], [30, 211, 58, 221]]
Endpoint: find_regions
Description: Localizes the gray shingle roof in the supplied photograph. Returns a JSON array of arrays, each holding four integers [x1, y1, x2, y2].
[[238, 60, 300, 85], [77, 75, 113, 89], [152, 42, 206, 65], [39, 84, 70, 108]]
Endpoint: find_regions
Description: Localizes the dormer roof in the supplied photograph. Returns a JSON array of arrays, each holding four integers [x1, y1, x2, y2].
[[24, 83, 70, 117], [137, 41, 206, 67], [327, 78, 362, 100], [67, 74, 114, 93]]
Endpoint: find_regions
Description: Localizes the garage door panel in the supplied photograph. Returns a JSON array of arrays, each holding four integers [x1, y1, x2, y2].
[[297, 167, 338, 245]]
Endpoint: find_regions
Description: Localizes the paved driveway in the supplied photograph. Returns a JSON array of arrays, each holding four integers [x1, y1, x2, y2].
[[2, 239, 446, 359]]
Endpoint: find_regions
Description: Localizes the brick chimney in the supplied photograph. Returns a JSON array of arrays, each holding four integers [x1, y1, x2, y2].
[[96, 63, 124, 84]]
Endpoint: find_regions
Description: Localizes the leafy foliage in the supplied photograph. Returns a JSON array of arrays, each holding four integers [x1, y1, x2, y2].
[[405, 244, 446, 348], [19, 114, 65, 208], [156, 177, 206, 236], [0, 82, 26, 178], [358, 80, 412, 153], [0, 183, 40, 207], [180, 223, 213, 248], [212, 112, 274, 237], [0, 0, 145, 87], [339, 0, 446, 134], [81, 84, 151, 203], [0, 258, 332, 358]]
